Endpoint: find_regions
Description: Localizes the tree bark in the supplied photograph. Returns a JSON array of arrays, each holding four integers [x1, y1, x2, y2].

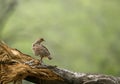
[[0, 41, 120, 84]]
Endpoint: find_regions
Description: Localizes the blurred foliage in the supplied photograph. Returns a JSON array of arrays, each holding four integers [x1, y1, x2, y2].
[[0, 0, 17, 38], [0, 0, 120, 81]]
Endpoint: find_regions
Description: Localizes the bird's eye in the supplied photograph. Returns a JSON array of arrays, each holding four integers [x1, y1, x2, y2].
[[33, 44, 35, 46]]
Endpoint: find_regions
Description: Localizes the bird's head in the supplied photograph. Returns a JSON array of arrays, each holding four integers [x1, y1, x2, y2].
[[39, 38, 45, 42], [34, 38, 45, 45], [37, 38, 45, 43]]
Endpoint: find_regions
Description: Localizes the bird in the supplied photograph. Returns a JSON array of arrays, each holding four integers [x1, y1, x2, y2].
[[32, 38, 52, 64]]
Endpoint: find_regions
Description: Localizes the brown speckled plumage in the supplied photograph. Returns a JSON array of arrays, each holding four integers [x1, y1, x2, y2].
[[32, 38, 52, 63]]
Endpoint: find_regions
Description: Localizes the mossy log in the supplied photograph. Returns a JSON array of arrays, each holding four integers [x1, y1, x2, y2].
[[0, 41, 120, 84]]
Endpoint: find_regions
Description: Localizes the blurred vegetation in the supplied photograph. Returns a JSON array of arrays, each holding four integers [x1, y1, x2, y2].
[[0, 0, 120, 82]]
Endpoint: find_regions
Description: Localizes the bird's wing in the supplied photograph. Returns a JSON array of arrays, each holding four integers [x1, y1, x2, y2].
[[41, 44, 50, 56]]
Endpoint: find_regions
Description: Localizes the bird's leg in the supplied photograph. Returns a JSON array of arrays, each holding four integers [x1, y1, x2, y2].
[[40, 56, 44, 65], [40, 57, 47, 67]]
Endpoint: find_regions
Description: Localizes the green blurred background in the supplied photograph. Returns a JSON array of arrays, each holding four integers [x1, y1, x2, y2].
[[0, 0, 120, 83]]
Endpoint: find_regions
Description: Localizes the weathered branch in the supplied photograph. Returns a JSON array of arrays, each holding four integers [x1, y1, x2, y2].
[[0, 41, 120, 84]]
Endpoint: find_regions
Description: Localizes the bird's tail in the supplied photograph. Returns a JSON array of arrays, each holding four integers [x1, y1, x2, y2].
[[48, 56, 52, 60]]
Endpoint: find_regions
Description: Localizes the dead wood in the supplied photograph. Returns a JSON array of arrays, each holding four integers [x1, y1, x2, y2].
[[0, 41, 120, 84]]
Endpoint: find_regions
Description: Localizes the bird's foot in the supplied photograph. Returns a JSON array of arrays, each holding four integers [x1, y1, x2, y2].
[[37, 62, 48, 68], [39, 60, 46, 66]]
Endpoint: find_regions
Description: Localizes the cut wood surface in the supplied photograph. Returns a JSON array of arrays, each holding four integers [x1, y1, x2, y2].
[[0, 41, 120, 84]]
